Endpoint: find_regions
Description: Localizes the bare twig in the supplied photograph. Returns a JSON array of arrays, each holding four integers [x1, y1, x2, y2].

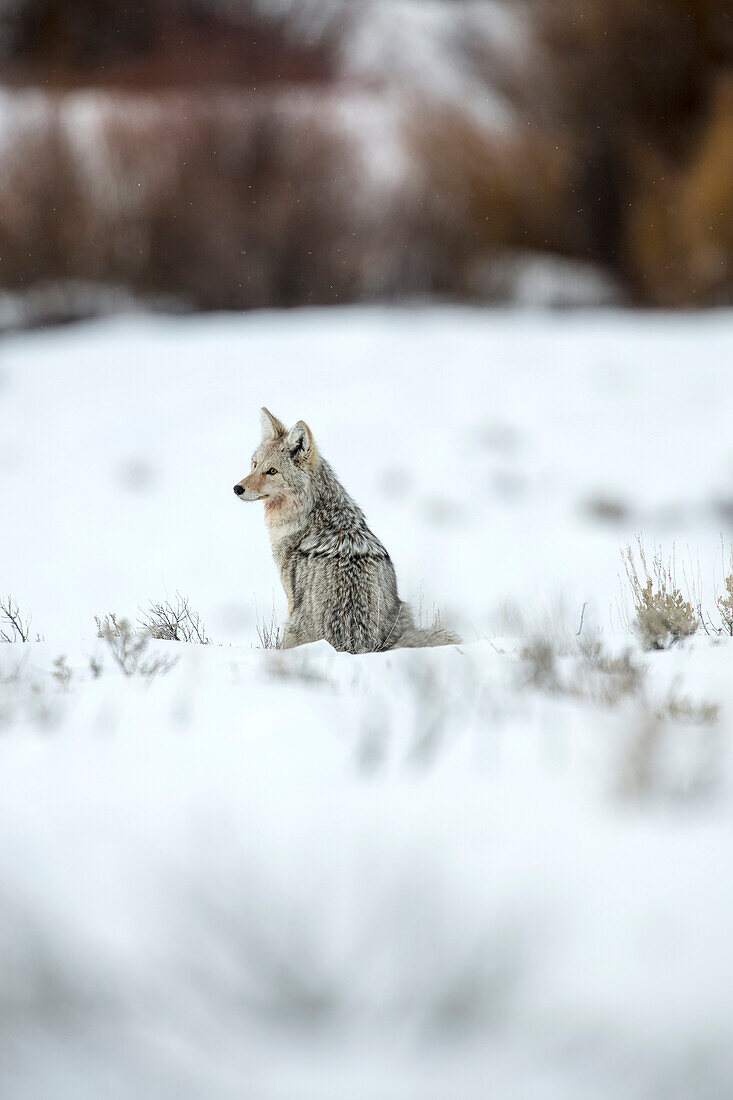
[[0, 596, 31, 643], [575, 602, 588, 636], [139, 594, 210, 644], [256, 597, 282, 650]]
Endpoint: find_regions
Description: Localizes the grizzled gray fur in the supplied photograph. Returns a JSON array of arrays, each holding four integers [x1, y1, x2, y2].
[[234, 408, 460, 654]]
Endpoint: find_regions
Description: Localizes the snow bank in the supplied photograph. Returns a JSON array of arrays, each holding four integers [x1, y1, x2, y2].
[[1, 306, 733, 1098]]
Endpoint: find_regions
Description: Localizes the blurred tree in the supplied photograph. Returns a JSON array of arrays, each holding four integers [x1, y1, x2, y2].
[[0, 0, 338, 87], [539, 0, 733, 294]]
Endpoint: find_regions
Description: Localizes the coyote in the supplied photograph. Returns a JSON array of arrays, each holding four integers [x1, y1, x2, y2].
[[233, 408, 460, 654]]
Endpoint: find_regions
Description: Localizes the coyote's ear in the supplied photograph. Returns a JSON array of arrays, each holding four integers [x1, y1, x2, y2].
[[260, 407, 285, 440], [286, 420, 314, 462]]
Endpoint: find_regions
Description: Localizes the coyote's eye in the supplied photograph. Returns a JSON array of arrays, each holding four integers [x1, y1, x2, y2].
[[266, 468, 278, 476]]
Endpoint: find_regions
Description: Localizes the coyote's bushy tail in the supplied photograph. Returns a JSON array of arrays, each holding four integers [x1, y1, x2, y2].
[[393, 625, 461, 650], [381, 603, 460, 651]]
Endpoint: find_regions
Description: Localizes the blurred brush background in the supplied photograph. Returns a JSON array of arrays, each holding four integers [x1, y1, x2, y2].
[[2, 0, 733, 328]]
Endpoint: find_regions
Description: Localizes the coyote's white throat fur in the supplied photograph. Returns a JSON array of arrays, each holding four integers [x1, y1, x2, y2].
[[233, 407, 460, 654]]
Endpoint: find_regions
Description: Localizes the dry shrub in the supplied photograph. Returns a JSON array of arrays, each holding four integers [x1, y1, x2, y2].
[[572, 641, 645, 707], [0, 0, 339, 89], [627, 76, 733, 305], [0, 96, 376, 311], [685, 542, 733, 636], [410, 109, 578, 299], [519, 632, 644, 706], [139, 595, 210, 644], [540, 0, 726, 147], [411, 0, 733, 306], [268, 653, 332, 687], [718, 572, 733, 636], [5, 0, 733, 309], [519, 636, 559, 692], [0, 596, 32, 643], [0, 108, 87, 291], [539, 0, 733, 300], [256, 604, 282, 651], [95, 613, 177, 677], [51, 655, 72, 691], [617, 701, 721, 803], [0, 660, 59, 730], [622, 540, 698, 651], [516, 621, 721, 804]]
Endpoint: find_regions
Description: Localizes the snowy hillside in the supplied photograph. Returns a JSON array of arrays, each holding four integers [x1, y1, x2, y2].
[[1, 307, 733, 1098], [2, 306, 732, 640]]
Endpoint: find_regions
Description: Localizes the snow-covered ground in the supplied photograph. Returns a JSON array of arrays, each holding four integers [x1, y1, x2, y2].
[[1, 307, 733, 1099]]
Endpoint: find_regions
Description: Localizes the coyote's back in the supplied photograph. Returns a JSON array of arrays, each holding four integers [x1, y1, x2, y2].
[[233, 408, 460, 654]]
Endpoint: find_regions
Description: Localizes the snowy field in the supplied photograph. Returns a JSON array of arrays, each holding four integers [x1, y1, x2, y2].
[[1, 306, 733, 1098]]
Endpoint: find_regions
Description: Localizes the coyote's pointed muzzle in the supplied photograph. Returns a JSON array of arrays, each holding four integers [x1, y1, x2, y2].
[[233, 479, 264, 501]]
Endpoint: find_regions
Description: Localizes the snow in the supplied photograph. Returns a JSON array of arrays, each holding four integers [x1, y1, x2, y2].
[[339, 0, 525, 131], [469, 250, 623, 308], [255, 0, 527, 130], [1, 306, 733, 1098]]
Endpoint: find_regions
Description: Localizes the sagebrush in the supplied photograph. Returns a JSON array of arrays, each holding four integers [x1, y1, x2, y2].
[[139, 595, 210, 644], [622, 539, 697, 650], [95, 614, 177, 677]]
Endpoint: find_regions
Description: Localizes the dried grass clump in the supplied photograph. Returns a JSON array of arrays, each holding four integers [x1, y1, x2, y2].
[[256, 604, 282, 651], [0, 660, 60, 730], [51, 655, 73, 691], [519, 636, 559, 692], [658, 694, 720, 726], [623, 540, 698, 650], [717, 570, 733, 636], [410, 109, 577, 302], [518, 628, 645, 707], [516, 620, 720, 804], [685, 542, 733, 636], [95, 613, 177, 677], [617, 696, 721, 803], [417, 596, 453, 637], [572, 640, 645, 706], [139, 595, 210, 644], [268, 654, 332, 688]]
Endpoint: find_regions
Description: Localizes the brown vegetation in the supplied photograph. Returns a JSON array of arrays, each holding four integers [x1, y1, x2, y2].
[[538, 0, 733, 301], [0, 94, 387, 310], [410, 109, 581, 299], [627, 76, 733, 305], [0, 0, 339, 89], [4, 0, 733, 312]]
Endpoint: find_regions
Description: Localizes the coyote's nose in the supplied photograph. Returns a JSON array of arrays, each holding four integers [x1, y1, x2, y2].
[[233, 484, 245, 496]]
